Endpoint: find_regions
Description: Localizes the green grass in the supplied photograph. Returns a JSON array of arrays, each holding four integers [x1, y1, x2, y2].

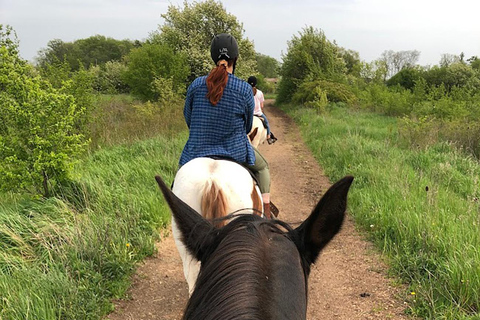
[[89, 94, 186, 149], [264, 93, 277, 100], [286, 104, 480, 319], [0, 132, 187, 319]]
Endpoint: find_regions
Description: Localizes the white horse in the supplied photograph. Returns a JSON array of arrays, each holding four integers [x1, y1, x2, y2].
[[248, 116, 267, 148], [171, 157, 263, 294]]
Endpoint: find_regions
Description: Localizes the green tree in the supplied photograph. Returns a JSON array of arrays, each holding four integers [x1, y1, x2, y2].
[[0, 25, 88, 196], [90, 60, 129, 93], [439, 53, 460, 67], [359, 60, 387, 84], [152, 0, 257, 82], [380, 50, 420, 79], [337, 47, 362, 77], [468, 56, 480, 70], [122, 43, 189, 101], [256, 53, 279, 78], [36, 35, 136, 71], [38, 59, 95, 135], [422, 63, 479, 92], [277, 26, 346, 104], [386, 67, 422, 90]]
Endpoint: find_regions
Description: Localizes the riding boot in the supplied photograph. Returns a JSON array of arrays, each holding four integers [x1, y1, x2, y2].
[[267, 132, 278, 145]]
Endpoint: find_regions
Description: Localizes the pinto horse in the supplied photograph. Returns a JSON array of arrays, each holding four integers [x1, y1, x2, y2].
[[170, 157, 263, 294], [248, 116, 267, 148], [156, 175, 353, 319]]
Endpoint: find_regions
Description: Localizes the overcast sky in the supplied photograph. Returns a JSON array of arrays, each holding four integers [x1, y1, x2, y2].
[[2, 0, 480, 66]]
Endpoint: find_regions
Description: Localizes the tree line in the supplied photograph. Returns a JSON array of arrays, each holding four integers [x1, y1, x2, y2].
[[276, 26, 480, 157]]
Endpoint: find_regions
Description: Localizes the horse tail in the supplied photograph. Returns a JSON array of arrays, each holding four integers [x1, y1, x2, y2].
[[201, 180, 228, 227]]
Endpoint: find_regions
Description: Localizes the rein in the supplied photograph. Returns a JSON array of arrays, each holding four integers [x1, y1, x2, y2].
[[210, 208, 264, 224]]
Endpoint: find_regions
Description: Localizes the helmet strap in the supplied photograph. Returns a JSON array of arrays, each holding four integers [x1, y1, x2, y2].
[[232, 58, 237, 75]]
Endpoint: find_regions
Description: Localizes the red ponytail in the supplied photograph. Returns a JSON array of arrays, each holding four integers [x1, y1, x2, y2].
[[206, 59, 234, 105]]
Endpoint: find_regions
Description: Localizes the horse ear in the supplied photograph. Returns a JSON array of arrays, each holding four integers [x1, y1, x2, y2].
[[155, 175, 213, 260], [289, 176, 353, 268]]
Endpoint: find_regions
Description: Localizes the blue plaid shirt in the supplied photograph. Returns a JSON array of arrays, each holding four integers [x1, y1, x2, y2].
[[179, 74, 256, 166]]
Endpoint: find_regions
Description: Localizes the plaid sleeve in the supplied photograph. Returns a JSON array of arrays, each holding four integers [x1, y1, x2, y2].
[[245, 88, 255, 134], [183, 82, 195, 128]]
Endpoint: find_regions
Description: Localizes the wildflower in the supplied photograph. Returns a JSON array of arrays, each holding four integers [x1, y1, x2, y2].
[[411, 291, 416, 295], [126, 243, 131, 248]]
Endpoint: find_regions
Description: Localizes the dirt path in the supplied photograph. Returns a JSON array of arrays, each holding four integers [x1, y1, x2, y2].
[[106, 100, 412, 320]]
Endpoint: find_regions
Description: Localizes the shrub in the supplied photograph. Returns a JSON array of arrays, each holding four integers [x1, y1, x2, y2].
[[39, 60, 96, 134], [90, 61, 129, 94], [277, 26, 346, 104], [358, 83, 414, 116], [386, 67, 422, 90], [292, 80, 357, 106], [122, 43, 188, 101], [0, 25, 88, 196]]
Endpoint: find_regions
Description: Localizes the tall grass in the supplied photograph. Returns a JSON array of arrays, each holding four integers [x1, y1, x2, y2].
[[287, 104, 480, 319], [0, 94, 188, 319], [88, 94, 186, 149]]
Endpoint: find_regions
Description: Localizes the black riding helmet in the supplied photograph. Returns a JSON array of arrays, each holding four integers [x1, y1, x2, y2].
[[210, 33, 239, 73], [247, 76, 257, 87]]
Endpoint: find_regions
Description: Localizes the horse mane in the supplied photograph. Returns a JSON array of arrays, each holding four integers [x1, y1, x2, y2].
[[201, 179, 228, 227], [183, 215, 301, 320]]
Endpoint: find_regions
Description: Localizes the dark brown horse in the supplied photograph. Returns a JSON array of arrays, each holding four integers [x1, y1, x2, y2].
[[155, 175, 353, 320]]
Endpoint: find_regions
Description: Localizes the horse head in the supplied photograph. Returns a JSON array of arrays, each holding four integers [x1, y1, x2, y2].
[[155, 175, 353, 319]]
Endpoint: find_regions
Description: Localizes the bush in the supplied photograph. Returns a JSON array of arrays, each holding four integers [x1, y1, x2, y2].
[[277, 26, 346, 104], [122, 43, 188, 101], [90, 61, 129, 94], [358, 83, 414, 116], [292, 80, 357, 106], [39, 60, 96, 135], [386, 67, 422, 90], [0, 26, 88, 196]]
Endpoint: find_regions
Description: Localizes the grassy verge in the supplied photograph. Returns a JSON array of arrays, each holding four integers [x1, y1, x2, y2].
[[0, 93, 188, 319], [285, 104, 480, 319]]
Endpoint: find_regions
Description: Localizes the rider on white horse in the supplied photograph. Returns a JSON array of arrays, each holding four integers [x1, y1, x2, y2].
[[247, 75, 277, 145], [178, 33, 277, 218]]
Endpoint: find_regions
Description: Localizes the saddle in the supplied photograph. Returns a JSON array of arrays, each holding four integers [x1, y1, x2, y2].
[[254, 115, 268, 129], [208, 156, 260, 186]]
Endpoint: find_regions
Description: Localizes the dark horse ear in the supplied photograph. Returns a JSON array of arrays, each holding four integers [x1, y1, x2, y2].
[[155, 175, 213, 261], [289, 176, 353, 269]]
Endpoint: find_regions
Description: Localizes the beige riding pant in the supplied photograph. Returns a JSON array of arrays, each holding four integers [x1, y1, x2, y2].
[[247, 147, 270, 194]]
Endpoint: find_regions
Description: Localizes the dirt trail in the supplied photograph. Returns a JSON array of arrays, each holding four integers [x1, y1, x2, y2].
[[106, 100, 411, 319]]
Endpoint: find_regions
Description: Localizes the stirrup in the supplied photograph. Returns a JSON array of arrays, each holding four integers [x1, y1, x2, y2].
[[269, 201, 279, 217]]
